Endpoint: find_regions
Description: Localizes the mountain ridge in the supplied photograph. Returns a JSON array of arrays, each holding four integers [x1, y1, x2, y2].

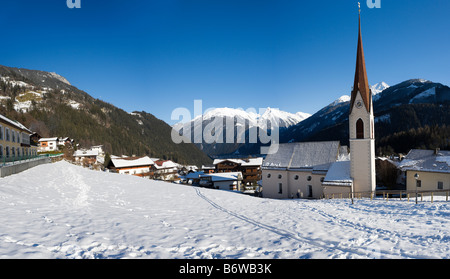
[[0, 65, 212, 166]]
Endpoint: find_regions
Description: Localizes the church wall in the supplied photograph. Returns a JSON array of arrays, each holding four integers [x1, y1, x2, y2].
[[261, 169, 289, 199], [262, 169, 326, 199]]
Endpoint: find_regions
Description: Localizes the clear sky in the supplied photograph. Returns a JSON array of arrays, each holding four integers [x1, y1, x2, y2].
[[1, 0, 449, 124]]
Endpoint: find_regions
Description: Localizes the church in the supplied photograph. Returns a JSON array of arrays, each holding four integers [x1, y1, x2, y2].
[[262, 9, 376, 199]]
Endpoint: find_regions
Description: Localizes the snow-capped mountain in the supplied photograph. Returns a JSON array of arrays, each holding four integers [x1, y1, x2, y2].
[[190, 107, 310, 129], [174, 107, 311, 156], [370, 82, 390, 95]]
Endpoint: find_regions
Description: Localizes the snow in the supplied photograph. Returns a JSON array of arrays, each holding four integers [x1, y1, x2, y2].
[[410, 87, 436, 103], [436, 156, 450, 167], [111, 156, 154, 168], [375, 114, 391, 124], [330, 95, 350, 106], [1, 160, 450, 259], [183, 107, 310, 130], [323, 160, 352, 186], [370, 82, 390, 95]]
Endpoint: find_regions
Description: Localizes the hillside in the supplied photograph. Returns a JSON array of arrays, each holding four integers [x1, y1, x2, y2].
[[1, 160, 449, 259], [0, 65, 212, 166]]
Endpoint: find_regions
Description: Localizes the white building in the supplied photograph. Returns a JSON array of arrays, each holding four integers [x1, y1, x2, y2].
[[262, 141, 347, 199], [38, 137, 59, 152], [154, 160, 180, 181], [73, 149, 99, 165], [200, 172, 243, 191], [109, 156, 155, 177], [398, 149, 450, 195]]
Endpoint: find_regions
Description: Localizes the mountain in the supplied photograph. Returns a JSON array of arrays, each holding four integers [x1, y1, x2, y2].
[[281, 79, 450, 155], [0, 65, 212, 166], [173, 107, 311, 157], [370, 82, 390, 95]]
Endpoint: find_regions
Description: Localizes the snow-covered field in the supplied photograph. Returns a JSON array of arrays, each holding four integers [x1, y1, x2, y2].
[[0, 161, 449, 259]]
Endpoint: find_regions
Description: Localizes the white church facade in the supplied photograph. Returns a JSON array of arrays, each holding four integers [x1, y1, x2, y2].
[[262, 11, 376, 199]]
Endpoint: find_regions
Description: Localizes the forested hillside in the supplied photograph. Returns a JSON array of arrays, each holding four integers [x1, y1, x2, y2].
[[0, 65, 212, 166]]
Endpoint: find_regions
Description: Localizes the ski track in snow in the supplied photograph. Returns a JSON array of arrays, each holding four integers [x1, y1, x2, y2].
[[0, 161, 449, 259]]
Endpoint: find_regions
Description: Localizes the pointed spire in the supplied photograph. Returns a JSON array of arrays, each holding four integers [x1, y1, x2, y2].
[[350, 6, 372, 113]]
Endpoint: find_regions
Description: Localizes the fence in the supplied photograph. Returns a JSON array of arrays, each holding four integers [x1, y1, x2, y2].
[[325, 189, 450, 204], [1, 153, 64, 167], [0, 155, 53, 177]]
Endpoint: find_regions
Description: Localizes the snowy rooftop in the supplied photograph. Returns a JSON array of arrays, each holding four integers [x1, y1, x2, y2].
[[398, 149, 450, 174], [201, 172, 243, 182], [39, 137, 58, 142], [154, 160, 179, 169], [74, 149, 99, 157], [0, 113, 32, 133], [262, 141, 341, 170], [322, 160, 352, 187], [111, 156, 154, 168], [213, 157, 263, 167]]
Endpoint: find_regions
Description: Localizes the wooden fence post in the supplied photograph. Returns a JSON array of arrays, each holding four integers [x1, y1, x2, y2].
[[400, 191, 402, 201], [407, 193, 410, 202], [431, 192, 433, 203]]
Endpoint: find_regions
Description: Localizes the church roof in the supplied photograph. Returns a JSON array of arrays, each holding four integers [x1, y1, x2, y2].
[[350, 14, 372, 113], [262, 141, 341, 171]]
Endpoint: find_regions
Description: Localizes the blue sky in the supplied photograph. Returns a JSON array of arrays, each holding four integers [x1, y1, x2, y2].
[[1, 0, 449, 124]]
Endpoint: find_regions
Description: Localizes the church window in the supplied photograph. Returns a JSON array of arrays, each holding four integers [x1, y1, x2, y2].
[[356, 119, 364, 139]]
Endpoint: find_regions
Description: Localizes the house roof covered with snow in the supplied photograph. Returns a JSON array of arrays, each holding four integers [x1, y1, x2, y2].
[[398, 149, 450, 174], [213, 157, 263, 167], [0, 113, 32, 133], [262, 141, 341, 171], [39, 137, 59, 142], [154, 160, 179, 169], [74, 149, 99, 157], [201, 172, 243, 182], [111, 156, 154, 169]]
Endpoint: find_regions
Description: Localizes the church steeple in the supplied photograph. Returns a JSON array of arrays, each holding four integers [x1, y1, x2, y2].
[[348, 3, 376, 196], [350, 11, 371, 113]]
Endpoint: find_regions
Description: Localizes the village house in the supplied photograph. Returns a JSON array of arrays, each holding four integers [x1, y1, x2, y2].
[[108, 155, 155, 178], [58, 137, 73, 147], [398, 149, 450, 195], [183, 171, 204, 185], [153, 160, 180, 181], [38, 137, 59, 152], [73, 148, 99, 166], [213, 157, 263, 186], [199, 172, 243, 191], [201, 165, 215, 174], [0, 113, 38, 161]]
